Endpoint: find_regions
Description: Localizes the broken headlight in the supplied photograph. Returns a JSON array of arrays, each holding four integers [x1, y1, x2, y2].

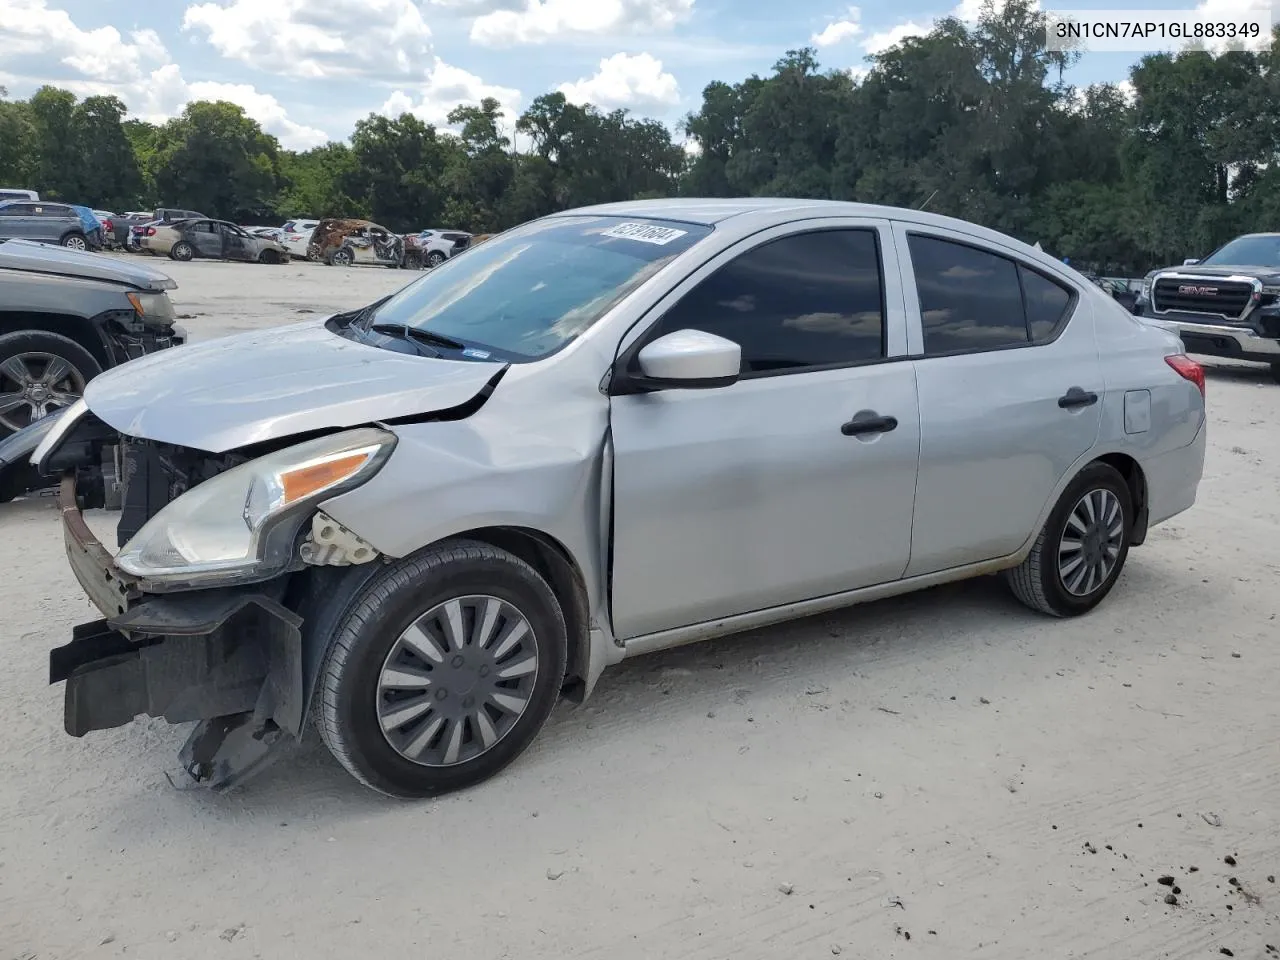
[[115, 427, 396, 589]]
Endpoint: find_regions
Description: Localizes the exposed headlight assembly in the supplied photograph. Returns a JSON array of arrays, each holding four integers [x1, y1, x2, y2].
[[115, 427, 396, 590], [1140, 278, 1152, 301]]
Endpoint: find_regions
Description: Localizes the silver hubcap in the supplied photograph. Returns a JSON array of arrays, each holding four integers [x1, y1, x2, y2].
[[65, 237, 85, 250], [1058, 489, 1124, 597], [0, 353, 86, 432], [377, 595, 538, 767]]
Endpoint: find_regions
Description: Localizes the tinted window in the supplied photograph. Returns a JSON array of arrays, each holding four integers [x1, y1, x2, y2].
[[909, 235, 1027, 355], [369, 215, 711, 362], [0, 204, 31, 216], [1200, 235, 1280, 267], [35, 205, 71, 217], [1020, 266, 1072, 340], [651, 229, 885, 375]]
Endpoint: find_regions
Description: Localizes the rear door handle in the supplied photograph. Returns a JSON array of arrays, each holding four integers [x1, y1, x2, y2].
[[1058, 387, 1099, 409], [841, 411, 899, 437]]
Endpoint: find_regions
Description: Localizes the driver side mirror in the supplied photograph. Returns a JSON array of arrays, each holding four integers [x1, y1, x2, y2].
[[619, 329, 741, 393], [1183, 258, 1200, 266]]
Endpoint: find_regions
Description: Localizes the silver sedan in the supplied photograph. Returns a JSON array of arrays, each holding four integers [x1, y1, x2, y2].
[[34, 198, 1207, 798]]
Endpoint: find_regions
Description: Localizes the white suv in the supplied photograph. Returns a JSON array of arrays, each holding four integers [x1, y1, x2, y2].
[[281, 219, 321, 260]]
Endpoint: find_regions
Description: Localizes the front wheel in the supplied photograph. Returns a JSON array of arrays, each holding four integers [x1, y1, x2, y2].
[[426, 251, 446, 268], [1271, 362, 1280, 385], [1004, 462, 1132, 617], [315, 540, 568, 798]]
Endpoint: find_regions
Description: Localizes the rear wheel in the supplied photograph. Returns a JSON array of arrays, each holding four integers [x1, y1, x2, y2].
[[0, 331, 101, 436], [329, 246, 354, 266], [315, 540, 568, 798], [1271, 362, 1280, 385], [60, 232, 87, 251], [170, 241, 194, 261], [1004, 462, 1132, 617]]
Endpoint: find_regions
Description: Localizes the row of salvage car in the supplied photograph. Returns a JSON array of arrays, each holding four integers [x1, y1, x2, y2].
[[125, 214, 488, 269]]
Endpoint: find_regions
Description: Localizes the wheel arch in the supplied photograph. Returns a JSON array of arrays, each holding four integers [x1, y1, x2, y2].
[[444, 525, 592, 702], [1089, 452, 1149, 546], [0, 310, 112, 370]]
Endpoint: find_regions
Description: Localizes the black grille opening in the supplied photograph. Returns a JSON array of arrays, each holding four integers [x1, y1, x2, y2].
[[1153, 277, 1254, 320]]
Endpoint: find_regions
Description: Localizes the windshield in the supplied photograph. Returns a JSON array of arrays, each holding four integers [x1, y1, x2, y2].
[[1199, 235, 1280, 267], [366, 215, 711, 361]]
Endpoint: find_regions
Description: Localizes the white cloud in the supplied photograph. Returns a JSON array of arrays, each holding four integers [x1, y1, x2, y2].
[[557, 52, 679, 109], [470, 0, 696, 46], [185, 82, 330, 148], [1189, 0, 1276, 52], [846, 65, 871, 82], [380, 58, 523, 129], [812, 7, 862, 46], [0, 0, 331, 149], [863, 20, 931, 53], [182, 0, 433, 79]]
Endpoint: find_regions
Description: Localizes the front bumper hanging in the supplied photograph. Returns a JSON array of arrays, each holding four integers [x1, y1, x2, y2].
[[52, 475, 306, 790]]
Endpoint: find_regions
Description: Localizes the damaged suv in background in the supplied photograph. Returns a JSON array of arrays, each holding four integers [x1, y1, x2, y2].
[[27, 199, 1205, 799], [0, 239, 185, 502]]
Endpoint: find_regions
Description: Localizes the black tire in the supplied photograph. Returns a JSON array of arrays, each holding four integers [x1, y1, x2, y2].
[[315, 539, 568, 798], [170, 241, 194, 261], [1005, 462, 1133, 617], [426, 251, 446, 268], [0, 330, 102, 438], [1270, 362, 1280, 385], [329, 247, 353, 266], [60, 232, 87, 251]]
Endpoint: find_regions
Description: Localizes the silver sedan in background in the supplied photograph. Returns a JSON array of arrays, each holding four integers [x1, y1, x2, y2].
[[32, 198, 1206, 799]]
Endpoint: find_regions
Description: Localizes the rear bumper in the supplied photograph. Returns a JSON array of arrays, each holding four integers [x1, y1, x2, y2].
[[53, 475, 305, 790], [1145, 418, 1207, 528]]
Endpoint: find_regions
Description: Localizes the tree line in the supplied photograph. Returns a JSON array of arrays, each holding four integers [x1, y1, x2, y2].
[[2, 0, 1279, 275]]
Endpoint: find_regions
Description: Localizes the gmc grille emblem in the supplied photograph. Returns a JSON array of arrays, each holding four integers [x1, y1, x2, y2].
[[1178, 284, 1218, 296]]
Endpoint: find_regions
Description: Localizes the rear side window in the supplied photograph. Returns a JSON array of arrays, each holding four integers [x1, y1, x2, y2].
[[908, 234, 1075, 356], [36, 205, 70, 217], [1020, 266, 1072, 339], [653, 229, 886, 375]]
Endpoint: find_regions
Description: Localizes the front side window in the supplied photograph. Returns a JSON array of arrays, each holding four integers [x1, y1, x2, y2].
[[647, 229, 886, 375], [367, 215, 711, 362]]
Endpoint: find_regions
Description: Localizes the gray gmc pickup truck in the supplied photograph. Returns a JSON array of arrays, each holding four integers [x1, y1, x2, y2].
[[1135, 232, 1280, 383]]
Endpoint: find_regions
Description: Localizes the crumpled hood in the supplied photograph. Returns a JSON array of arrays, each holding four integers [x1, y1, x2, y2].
[[83, 320, 506, 452]]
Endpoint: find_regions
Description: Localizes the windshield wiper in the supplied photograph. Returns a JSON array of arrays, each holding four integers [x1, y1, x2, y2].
[[369, 323, 467, 352]]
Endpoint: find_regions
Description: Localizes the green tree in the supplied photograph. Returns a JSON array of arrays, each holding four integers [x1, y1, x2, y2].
[[149, 101, 283, 219], [72, 95, 143, 209]]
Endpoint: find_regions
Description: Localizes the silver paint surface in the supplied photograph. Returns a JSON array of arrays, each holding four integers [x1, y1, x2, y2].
[[76, 198, 1207, 691]]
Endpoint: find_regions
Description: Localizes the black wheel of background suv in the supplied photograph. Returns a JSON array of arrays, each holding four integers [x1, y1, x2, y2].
[[315, 539, 568, 798], [0, 330, 101, 437], [426, 251, 446, 268], [1271, 362, 1280, 385], [1004, 462, 1133, 617], [60, 232, 87, 251]]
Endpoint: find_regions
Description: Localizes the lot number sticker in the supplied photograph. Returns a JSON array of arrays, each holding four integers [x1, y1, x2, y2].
[[601, 222, 688, 245]]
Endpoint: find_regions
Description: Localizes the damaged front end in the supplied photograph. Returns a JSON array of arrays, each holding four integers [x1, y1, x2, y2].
[[38, 408, 394, 790]]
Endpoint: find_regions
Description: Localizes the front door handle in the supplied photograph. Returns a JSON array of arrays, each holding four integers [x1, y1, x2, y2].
[[841, 411, 899, 437], [1058, 387, 1099, 409]]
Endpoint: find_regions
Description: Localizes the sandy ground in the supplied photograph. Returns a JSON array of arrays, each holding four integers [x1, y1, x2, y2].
[[1, 257, 1278, 960]]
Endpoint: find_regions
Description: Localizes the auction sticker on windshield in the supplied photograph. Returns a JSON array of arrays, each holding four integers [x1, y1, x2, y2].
[[601, 222, 689, 245]]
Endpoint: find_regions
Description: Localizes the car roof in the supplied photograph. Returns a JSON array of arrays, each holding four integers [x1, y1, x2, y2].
[[553, 197, 1061, 269]]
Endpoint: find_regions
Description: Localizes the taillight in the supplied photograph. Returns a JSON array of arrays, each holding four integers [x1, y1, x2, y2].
[[1165, 354, 1205, 397], [103, 219, 113, 230], [145, 227, 155, 236]]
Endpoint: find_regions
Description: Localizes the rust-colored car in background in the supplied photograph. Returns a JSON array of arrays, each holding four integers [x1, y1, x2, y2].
[[307, 219, 406, 268]]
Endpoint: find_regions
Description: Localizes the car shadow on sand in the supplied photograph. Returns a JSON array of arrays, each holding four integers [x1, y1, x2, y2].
[[195, 562, 1185, 814]]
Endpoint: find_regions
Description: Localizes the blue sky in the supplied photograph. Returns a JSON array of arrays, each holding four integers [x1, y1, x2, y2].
[[0, 0, 1270, 150]]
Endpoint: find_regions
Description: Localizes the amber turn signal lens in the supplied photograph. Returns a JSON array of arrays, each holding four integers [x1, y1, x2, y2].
[[280, 452, 372, 504]]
